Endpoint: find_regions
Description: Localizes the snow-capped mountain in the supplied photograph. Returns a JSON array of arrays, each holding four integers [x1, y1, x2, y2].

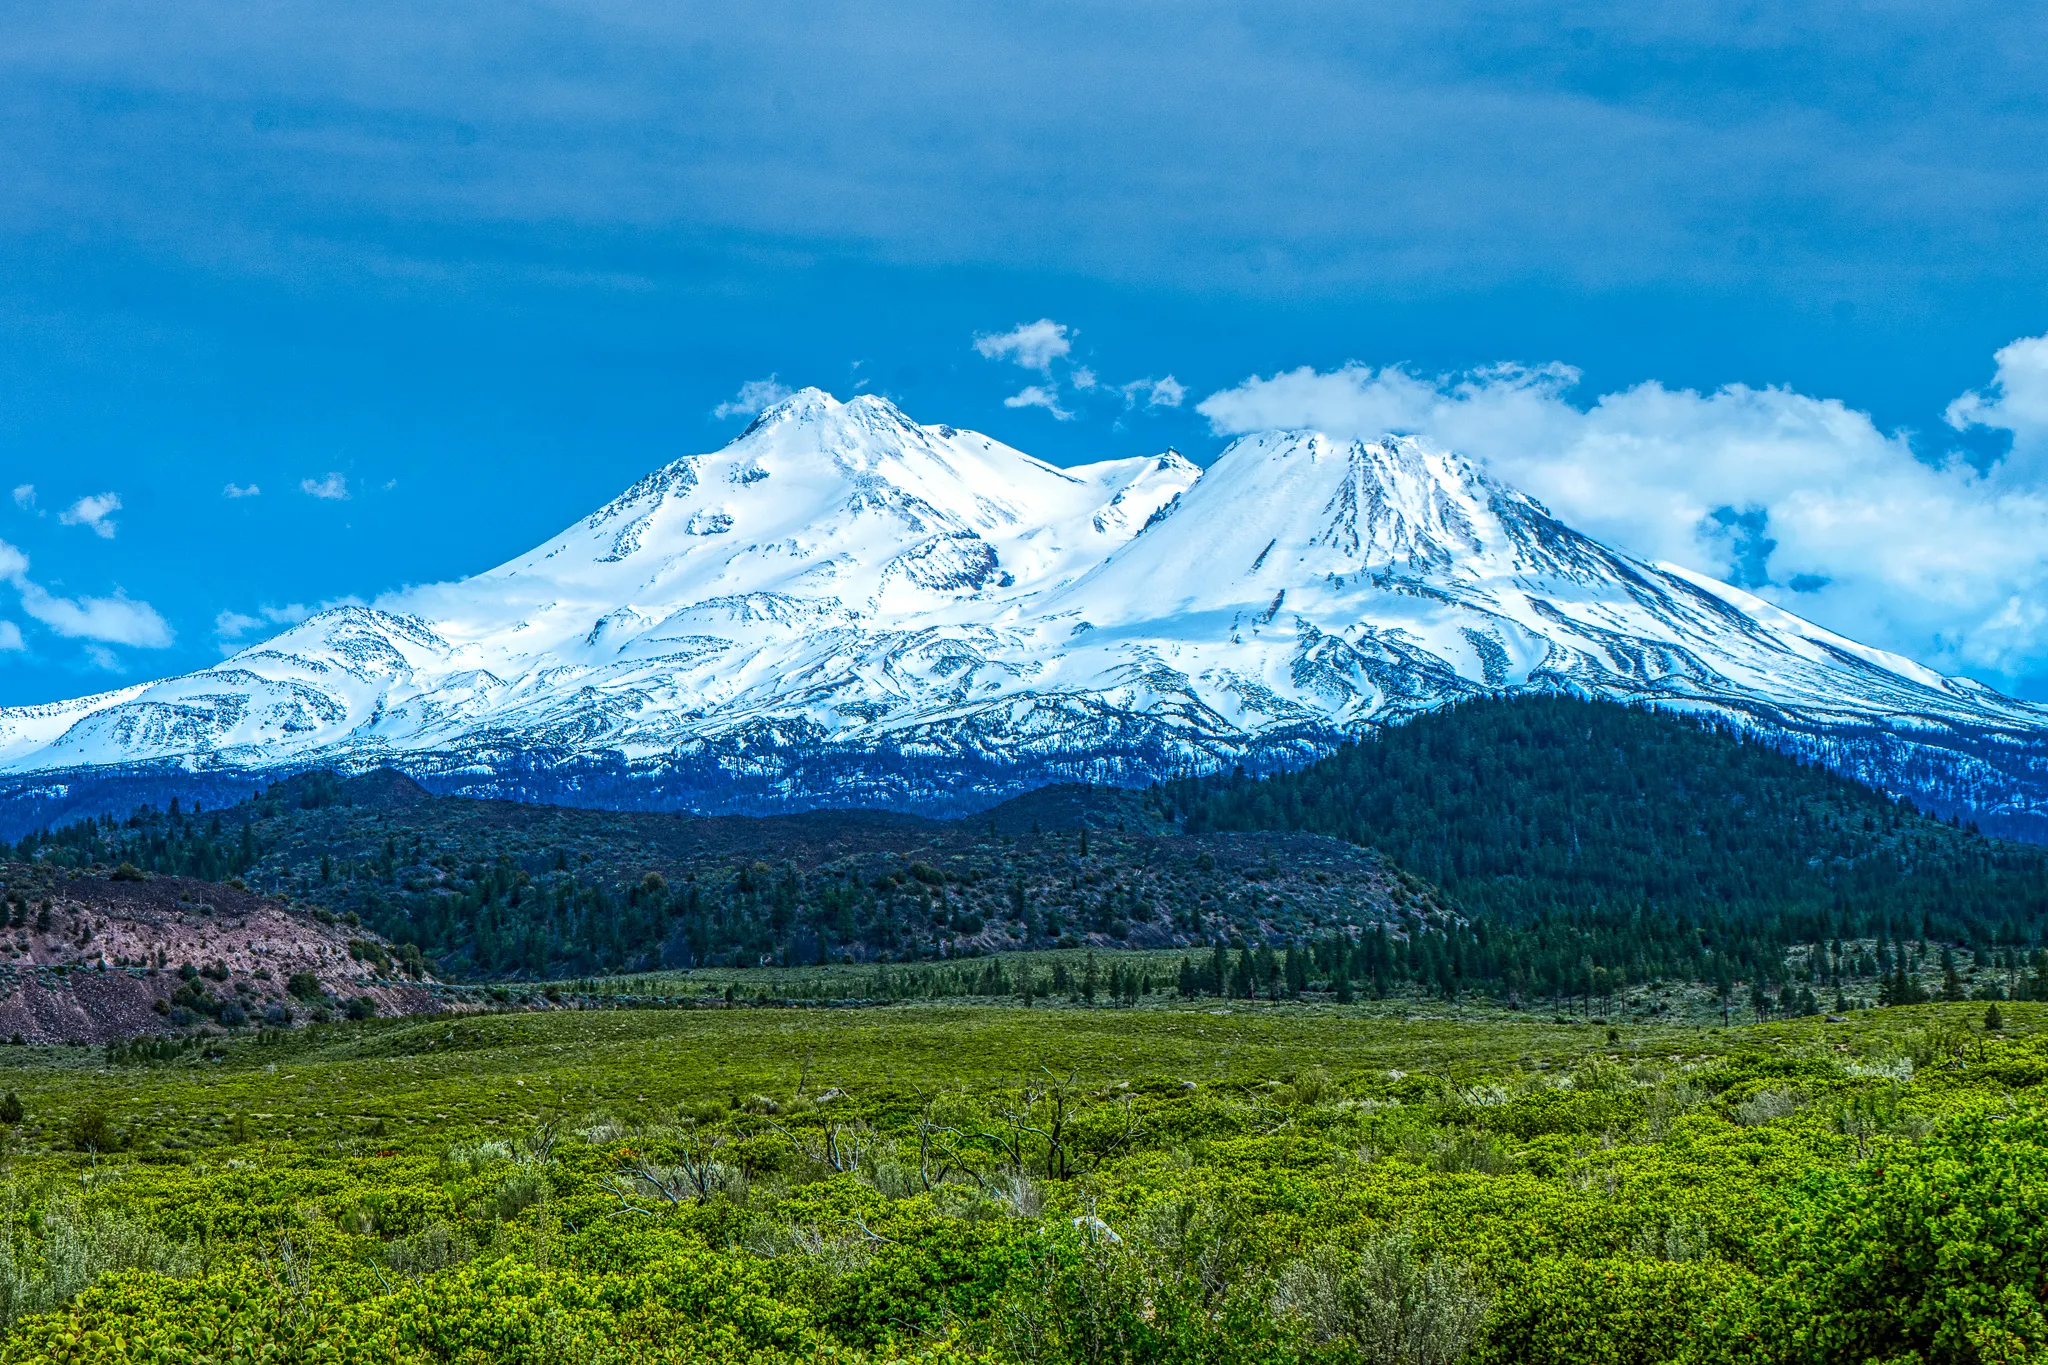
[[5, 388, 2048, 834]]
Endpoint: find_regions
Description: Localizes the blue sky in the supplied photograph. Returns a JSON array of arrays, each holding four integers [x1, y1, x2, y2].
[[4, 0, 2048, 703]]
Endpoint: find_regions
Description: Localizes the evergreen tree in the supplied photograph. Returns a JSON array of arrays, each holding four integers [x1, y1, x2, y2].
[[1284, 944, 1307, 997]]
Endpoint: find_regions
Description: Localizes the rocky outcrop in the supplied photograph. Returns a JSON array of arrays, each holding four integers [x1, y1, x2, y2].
[[0, 862, 442, 1044]]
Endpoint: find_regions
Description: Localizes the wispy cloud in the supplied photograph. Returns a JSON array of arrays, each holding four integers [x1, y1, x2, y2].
[[58, 492, 121, 538], [973, 321, 1182, 423], [223, 482, 262, 498], [1002, 385, 1074, 420], [0, 538, 173, 648], [215, 603, 311, 642], [300, 473, 349, 500], [1122, 376, 1186, 409], [0, 540, 174, 650], [0, 621, 21, 652], [10, 486, 34, 513], [975, 319, 1073, 374], [16, 583, 174, 647], [712, 376, 794, 419]]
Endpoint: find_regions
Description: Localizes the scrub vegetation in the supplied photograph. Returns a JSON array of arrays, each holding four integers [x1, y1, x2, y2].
[[0, 999, 2042, 1362]]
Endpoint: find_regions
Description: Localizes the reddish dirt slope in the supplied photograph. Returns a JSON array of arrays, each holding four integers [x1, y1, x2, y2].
[[0, 861, 442, 1044]]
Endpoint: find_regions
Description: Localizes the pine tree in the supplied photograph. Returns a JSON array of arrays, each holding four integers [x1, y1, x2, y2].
[[1254, 944, 1279, 999]]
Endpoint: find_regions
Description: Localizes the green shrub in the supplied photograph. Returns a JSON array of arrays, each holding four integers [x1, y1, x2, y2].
[[1477, 1257, 1751, 1365], [65, 1107, 124, 1153], [1693, 1110, 2048, 1364], [0, 997, 2038, 1363]]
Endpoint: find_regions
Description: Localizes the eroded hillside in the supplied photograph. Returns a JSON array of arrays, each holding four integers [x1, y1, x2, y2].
[[0, 861, 444, 1043]]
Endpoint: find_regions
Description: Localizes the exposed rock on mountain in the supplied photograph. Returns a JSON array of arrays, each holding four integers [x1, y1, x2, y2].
[[0, 863, 441, 1043]]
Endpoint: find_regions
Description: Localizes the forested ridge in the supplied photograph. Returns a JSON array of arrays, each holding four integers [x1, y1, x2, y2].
[[1168, 696, 2048, 1008], [1173, 696, 2048, 927], [11, 696, 2048, 1013], [4, 775, 1409, 983]]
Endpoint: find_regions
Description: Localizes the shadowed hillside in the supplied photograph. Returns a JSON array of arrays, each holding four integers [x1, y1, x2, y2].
[[9, 773, 1410, 981]]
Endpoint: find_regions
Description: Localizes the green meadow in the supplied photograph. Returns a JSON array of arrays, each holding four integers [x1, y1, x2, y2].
[[0, 998, 2041, 1362]]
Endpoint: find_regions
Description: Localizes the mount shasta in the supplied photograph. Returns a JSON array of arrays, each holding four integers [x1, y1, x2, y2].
[[4, 389, 2047, 836]]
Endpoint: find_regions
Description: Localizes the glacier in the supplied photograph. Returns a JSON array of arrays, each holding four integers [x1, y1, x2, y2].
[[4, 388, 2047, 837]]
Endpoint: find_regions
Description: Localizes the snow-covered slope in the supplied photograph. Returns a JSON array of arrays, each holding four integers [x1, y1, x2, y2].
[[5, 389, 2047, 828]]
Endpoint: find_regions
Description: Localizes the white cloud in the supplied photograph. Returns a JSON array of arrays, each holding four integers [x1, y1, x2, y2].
[[1122, 375, 1186, 409], [974, 319, 1073, 374], [10, 485, 33, 512], [1197, 343, 2048, 688], [973, 322, 1184, 421], [712, 376, 795, 419], [215, 602, 311, 641], [16, 582, 174, 647], [222, 482, 261, 498], [300, 472, 349, 500], [83, 644, 121, 671], [0, 537, 174, 648], [1947, 333, 2048, 482], [58, 492, 121, 538], [1002, 385, 1075, 420], [0, 621, 21, 651]]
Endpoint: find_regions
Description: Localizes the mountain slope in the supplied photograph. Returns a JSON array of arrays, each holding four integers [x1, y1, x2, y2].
[[22, 699, 2048, 1008], [3, 389, 2047, 834], [10, 769, 1411, 978], [1173, 694, 2048, 936], [0, 860, 444, 1043]]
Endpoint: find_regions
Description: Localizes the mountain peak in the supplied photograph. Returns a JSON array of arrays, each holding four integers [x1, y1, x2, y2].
[[741, 385, 838, 431], [741, 387, 919, 441], [5, 393, 2046, 836]]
